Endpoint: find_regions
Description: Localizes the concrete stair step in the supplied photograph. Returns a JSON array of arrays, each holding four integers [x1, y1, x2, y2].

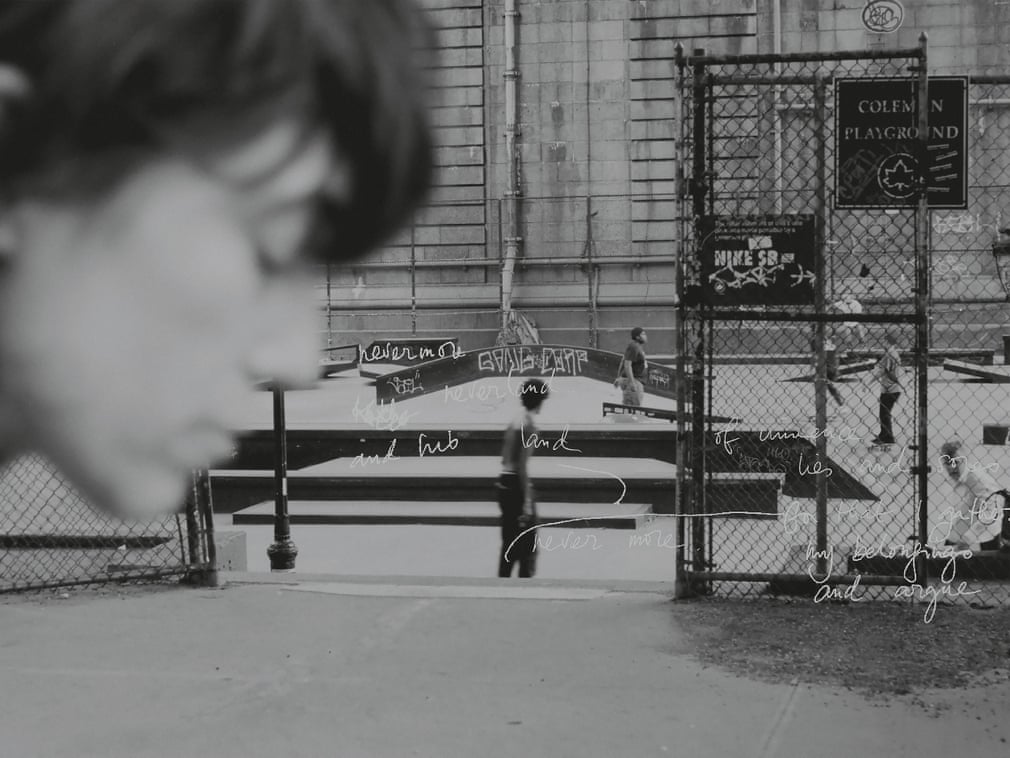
[[232, 500, 651, 529]]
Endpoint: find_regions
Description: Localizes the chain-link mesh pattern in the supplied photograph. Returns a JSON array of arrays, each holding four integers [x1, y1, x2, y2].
[[927, 75, 1010, 602], [1, 454, 213, 592], [674, 48, 966, 603]]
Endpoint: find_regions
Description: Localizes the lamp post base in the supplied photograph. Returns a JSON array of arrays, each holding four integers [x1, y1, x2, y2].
[[267, 539, 298, 572]]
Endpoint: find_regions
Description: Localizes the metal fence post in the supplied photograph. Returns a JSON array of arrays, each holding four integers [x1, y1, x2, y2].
[[813, 76, 829, 580], [267, 386, 298, 571], [915, 34, 931, 584], [690, 48, 709, 588]]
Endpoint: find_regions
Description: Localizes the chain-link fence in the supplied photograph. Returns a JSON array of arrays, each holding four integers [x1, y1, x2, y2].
[[1, 455, 215, 592], [672, 43, 991, 604]]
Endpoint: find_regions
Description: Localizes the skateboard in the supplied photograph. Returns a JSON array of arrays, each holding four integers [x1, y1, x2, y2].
[[868, 441, 897, 452]]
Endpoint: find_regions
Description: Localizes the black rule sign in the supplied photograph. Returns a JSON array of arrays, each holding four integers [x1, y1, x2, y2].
[[691, 215, 816, 307], [835, 76, 967, 209]]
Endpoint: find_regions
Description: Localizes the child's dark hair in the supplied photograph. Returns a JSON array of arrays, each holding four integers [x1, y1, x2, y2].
[[520, 379, 549, 411], [0, 0, 433, 261]]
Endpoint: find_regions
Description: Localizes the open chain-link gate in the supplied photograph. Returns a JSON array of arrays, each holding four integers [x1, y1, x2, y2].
[[673, 43, 954, 603]]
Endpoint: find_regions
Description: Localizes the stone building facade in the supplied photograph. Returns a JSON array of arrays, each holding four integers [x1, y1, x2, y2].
[[322, 0, 1010, 354]]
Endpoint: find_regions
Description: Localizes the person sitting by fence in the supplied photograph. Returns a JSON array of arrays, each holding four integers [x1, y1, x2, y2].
[[938, 440, 1010, 553], [0, 0, 433, 519]]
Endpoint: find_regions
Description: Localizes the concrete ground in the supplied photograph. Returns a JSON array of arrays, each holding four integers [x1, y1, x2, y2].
[[2, 572, 1009, 758]]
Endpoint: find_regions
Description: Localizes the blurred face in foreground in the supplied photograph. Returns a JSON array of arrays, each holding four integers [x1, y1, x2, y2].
[[0, 0, 432, 520], [0, 119, 345, 517]]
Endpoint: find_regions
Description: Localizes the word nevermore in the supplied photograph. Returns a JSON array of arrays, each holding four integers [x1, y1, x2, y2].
[[361, 340, 462, 363], [532, 528, 679, 552]]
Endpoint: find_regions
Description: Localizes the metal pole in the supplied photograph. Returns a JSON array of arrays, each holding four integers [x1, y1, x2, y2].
[[500, 0, 522, 334], [674, 42, 689, 597], [915, 35, 930, 584], [325, 263, 333, 350], [194, 469, 218, 586], [813, 78, 829, 579], [267, 386, 298, 571], [184, 473, 200, 569], [690, 49, 708, 585], [410, 224, 417, 335], [585, 195, 598, 348]]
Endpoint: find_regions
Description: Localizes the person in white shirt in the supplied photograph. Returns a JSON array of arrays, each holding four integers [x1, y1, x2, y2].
[[938, 440, 1008, 552]]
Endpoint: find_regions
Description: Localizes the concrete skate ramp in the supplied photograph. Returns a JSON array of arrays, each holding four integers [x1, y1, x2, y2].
[[375, 344, 675, 404]]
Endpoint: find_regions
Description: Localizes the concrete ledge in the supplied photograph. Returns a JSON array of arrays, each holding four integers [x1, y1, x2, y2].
[[214, 531, 247, 572], [231, 501, 647, 529], [218, 570, 677, 596]]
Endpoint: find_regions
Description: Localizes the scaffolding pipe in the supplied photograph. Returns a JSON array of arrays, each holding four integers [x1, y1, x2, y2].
[[501, 0, 521, 331], [773, 0, 783, 214]]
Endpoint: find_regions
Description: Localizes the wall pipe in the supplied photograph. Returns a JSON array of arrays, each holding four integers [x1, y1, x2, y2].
[[584, 0, 598, 348], [501, 0, 521, 332], [342, 255, 673, 269]]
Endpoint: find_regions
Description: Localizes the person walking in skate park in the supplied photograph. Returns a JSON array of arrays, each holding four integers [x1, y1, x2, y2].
[[497, 379, 549, 578]]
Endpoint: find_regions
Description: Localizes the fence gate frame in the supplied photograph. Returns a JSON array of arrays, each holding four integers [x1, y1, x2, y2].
[[673, 39, 933, 599]]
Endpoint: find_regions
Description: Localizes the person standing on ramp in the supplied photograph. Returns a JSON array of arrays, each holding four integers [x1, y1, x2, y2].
[[615, 326, 648, 407]]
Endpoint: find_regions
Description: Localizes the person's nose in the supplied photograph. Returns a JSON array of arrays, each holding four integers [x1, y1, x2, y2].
[[245, 277, 321, 390]]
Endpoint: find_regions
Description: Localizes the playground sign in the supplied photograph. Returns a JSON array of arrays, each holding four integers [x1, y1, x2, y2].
[[835, 76, 967, 209], [689, 215, 816, 307]]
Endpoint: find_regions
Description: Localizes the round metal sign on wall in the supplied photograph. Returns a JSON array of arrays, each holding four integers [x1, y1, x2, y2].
[[861, 0, 904, 34]]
